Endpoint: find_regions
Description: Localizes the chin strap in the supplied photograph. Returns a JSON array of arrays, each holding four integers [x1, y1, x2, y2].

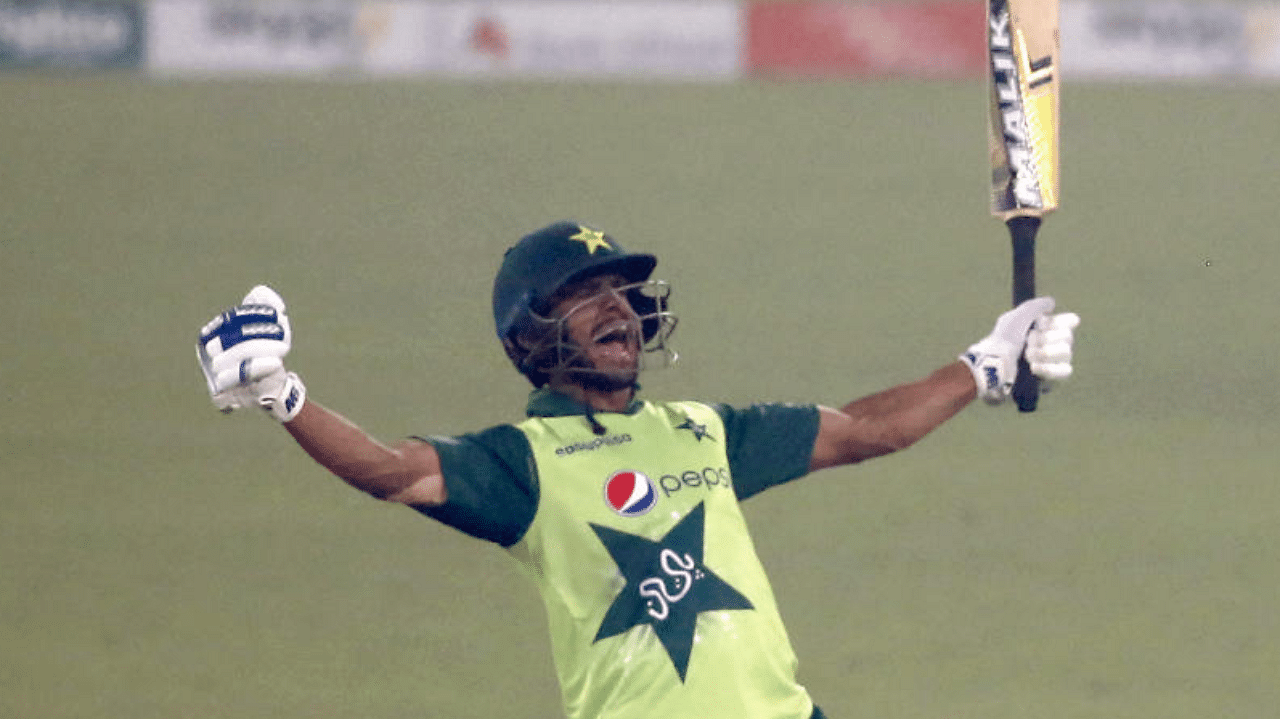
[[584, 404, 608, 436]]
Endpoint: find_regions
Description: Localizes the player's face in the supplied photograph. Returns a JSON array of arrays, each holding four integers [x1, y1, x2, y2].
[[549, 273, 643, 388]]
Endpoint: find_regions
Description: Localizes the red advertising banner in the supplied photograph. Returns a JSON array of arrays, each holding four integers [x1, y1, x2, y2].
[[748, 0, 986, 78]]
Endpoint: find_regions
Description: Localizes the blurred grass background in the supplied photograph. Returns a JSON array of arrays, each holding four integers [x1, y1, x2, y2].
[[2, 73, 1278, 719]]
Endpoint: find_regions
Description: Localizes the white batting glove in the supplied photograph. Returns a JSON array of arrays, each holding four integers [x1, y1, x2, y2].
[[196, 285, 306, 422], [961, 297, 1079, 404], [1025, 310, 1080, 393]]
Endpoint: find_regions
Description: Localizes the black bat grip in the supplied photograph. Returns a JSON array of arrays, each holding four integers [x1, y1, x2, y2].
[[1008, 216, 1041, 412]]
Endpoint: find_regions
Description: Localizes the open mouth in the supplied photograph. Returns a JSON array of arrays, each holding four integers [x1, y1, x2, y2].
[[587, 320, 641, 370], [592, 320, 636, 346]]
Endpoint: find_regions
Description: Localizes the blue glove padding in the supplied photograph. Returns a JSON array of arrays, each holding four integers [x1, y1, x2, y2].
[[197, 285, 305, 422]]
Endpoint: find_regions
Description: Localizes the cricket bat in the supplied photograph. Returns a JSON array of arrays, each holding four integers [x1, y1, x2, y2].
[[987, 0, 1060, 412]]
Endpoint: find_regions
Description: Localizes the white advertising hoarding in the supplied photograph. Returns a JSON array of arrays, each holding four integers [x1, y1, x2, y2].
[[359, 0, 742, 79], [1062, 0, 1249, 80], [149, 0, 357, 74]]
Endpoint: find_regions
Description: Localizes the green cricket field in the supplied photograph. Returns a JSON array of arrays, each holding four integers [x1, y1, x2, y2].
[[2, 74, 1278, 718]]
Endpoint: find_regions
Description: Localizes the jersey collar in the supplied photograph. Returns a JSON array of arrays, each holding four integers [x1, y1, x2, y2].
[[525, 386, 645, 418]]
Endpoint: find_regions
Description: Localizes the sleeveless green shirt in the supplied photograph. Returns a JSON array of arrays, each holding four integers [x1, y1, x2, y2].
[[417, 389, 821, 719]]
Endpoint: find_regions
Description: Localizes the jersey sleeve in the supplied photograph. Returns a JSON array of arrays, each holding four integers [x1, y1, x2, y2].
[[711, 402, 820, 501], [409, 424, 539, 547]]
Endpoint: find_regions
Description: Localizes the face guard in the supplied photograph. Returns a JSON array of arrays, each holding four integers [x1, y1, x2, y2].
[[515, 279, 678, 390], [494, 221, 680, 387]]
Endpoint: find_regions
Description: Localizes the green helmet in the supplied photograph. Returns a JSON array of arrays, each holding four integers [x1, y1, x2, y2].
[[492, 221, 674, 386]]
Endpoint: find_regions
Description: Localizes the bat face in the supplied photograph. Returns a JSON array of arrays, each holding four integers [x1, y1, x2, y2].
[[988, 0, 1059, 218]]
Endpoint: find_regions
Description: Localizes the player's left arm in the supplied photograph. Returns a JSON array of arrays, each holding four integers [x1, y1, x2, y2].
[[809, 298, 1078, 471], [809, 362, 975, 470], [196, 285, 445, 505]]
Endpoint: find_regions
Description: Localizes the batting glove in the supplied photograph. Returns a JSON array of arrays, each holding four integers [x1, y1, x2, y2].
[[1025, 310, 1081, 397], [961, 297, 1080, 404], [196, 285, 306, 422]]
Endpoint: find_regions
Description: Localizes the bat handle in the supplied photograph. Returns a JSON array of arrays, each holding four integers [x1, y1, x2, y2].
[[1008, 216, 1041, 412]]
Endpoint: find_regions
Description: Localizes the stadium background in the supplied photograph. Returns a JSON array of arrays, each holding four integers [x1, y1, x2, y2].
[[3, 1, 1278, 718]]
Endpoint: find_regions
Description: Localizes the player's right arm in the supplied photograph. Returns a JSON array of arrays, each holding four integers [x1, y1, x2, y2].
[[283, 401, 445, 505], [808, 297, 1079, 471], [196, 286, 445, 507]]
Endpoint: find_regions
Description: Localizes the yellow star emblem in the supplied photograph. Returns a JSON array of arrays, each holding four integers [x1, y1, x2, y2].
[[568, 226, 611, 254]]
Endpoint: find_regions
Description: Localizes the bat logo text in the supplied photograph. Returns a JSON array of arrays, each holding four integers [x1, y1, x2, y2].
[[989, 0, 1045, 209]]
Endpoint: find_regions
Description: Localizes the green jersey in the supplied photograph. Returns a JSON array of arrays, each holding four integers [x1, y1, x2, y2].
[[417, 388, 821, 719]]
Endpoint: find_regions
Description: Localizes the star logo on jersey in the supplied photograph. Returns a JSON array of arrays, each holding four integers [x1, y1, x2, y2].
[[590, 502, 753, 681], [568, 225, 611, 254], [675, 417, 714, 442]]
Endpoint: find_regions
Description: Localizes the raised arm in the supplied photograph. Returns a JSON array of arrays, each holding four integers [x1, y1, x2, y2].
[[809, 298, 1079, 471], [809, 361, 975, 471], [283, 401, 445, 505], [197, 286, 445, 506]]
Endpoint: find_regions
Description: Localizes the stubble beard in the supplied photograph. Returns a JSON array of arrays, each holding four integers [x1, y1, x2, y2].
[[563, 351, 639, 392], [562, 312, 643, 392], [571, 367, 639, 392]]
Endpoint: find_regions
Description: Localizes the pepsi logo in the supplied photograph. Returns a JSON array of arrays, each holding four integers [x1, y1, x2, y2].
[[603, 470, 657, 517]]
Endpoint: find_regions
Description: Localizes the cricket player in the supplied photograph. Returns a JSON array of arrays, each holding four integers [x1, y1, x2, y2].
[[197, 221, 1079, 719]]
